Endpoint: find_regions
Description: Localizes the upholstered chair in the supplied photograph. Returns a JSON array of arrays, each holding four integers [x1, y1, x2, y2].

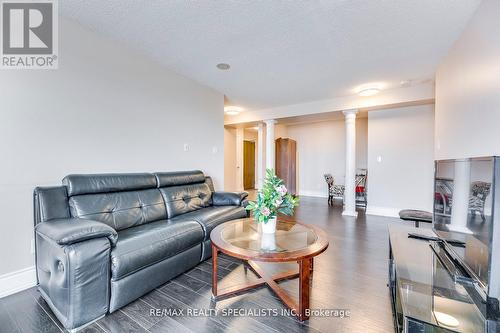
[[324, 174, 345, 205]]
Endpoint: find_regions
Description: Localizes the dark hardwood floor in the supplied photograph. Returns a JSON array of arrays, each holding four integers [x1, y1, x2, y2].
[[0, 196, 414, 333]]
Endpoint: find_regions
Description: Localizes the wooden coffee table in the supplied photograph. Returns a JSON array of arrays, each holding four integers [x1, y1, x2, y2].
[[210, 217, 329, 321]]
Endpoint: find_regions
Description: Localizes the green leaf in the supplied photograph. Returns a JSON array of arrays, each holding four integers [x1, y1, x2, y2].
[[251, 168, 299, 221]]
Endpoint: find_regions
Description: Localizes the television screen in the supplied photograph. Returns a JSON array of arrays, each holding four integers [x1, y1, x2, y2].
[[433, 157, 495, 291]]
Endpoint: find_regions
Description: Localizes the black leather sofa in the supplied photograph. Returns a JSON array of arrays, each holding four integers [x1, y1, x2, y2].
[[33, 171, 248, 332]]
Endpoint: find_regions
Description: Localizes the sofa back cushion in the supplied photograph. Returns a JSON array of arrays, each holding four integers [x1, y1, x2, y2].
[[63, 173, 157, 196], [158, 184, 212, 218], [63, 173, 166, 231], [155, 170, 206, 187], [69, 189, 166, 231], [154, 171, 212, 218]]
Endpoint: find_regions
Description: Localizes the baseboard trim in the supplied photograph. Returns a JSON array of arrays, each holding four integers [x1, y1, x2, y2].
[[342, 210, 358, 217], [365, 206, 401, 218], [0, 266, 36, 298]]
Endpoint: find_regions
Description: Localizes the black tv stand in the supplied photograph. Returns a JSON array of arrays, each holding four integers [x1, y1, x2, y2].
[[389, 224, 490, 332]]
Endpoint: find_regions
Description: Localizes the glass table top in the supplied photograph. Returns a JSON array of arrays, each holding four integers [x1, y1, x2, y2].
[[219, 218, 318, 253]]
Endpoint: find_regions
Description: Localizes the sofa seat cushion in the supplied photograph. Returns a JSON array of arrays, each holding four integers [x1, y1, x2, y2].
[[172, 206, 247, 240], [111, 219, 203, 280]]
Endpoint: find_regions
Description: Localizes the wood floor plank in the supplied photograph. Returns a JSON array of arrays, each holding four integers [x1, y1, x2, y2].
[[198, 260, 233, 278], [119, 298, 162, 330], [225, 262, 242, 270], [0, 299, 20, 333], [79, 323, 106, 333], [1, 289, 61, 333], [219, 253, 244, 265], [159, 280, 280, 333], [96, 310, 147, 333], [170, 275, 321, 333], [160, 273, 208, 293], [184, 266, 215, 284], [31, 289, 67, 332], [141, 287, 228, 333], [216, 255, 238, 269], [148, 316, 194, 333], [214, 289, 323, 333]]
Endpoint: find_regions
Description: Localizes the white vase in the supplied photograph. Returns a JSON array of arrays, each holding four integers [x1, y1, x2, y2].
[[262, 216, 277, 234], [260, 233, 277, 251]]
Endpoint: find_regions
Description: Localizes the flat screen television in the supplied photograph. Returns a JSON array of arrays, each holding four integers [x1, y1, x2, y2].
[[433, 157, 500, 309]]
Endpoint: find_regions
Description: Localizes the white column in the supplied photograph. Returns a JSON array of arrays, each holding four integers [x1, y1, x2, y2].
[[342, 110, 358, 217], [264, 119, 276, 171], [236, 127, 244, 191], [451, 159, 472, 233], [257, 122, 265, 189]]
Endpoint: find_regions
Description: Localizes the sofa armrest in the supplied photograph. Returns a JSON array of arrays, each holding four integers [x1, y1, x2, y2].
[[35, 218, 116, 330], [212, 191, 249, 206], [35, 218, 118, 247]]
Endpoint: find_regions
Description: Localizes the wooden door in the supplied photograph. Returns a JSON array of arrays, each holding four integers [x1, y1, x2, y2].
[[243, 141, 255, 189], [275, 138, 297, 194]]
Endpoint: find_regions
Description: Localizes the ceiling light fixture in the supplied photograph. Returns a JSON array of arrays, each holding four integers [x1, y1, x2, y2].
[[224, 106, 243, 115], [216, 63, 230, 70], [358, 87, 380, 97], [400, 80, 411, 87]]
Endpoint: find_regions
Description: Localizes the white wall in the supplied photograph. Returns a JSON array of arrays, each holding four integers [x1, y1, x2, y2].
[[367, 105, 435, 217], [274, 124, 288, 140], [356, 117, 368, 170], [0, 18, 224, 281], [286, 117, 368, 197], [435, 0, 500, 159]]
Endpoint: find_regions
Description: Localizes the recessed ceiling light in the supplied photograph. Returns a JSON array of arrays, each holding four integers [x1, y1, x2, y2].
[[400, 80, 411, 87], [224, 106, 243, 115], [216, 63, 230, 70], [358, 88, 380, 97]]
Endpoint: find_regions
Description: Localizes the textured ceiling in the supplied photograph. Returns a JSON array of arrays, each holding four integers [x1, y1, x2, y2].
[[61, 1, 481, 110]]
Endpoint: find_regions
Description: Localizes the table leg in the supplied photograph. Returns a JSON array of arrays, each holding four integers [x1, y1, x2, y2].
[[298, 258, 312, 321], [212, 244, 218, 298]]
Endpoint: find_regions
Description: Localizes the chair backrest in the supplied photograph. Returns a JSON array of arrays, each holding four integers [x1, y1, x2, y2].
[[356, 174, 367, 187], [324, 174, 334, 186], [470, 181, 491, 201]]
